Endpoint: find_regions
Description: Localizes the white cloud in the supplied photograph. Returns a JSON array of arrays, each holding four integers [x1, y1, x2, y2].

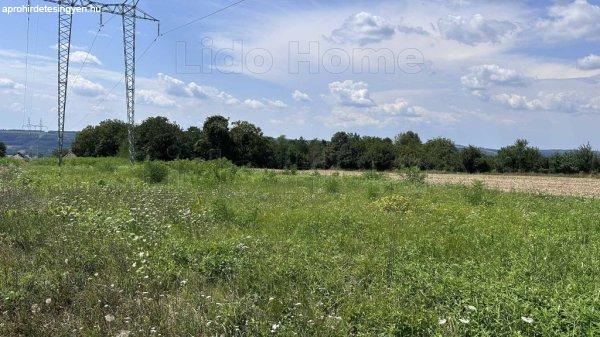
[[461, 64, 529, 89], [537, 0, 600, 42], [0, 77, 24, 91], [267, 100, 288, 109], [577, 54, 600, 70], [327, 12, 396, 46], [292, 90, 312, 102], [71, 77, 106, 97], [437, 14, 518, 45], [243, 99, 267, 109], [329, 80, 376, 107], [70, 51, 102, 66], [492, 91, 599, 114], [492, 93, 545, 110], [157, 73, 240, 105], [137, 90, 177, 108]]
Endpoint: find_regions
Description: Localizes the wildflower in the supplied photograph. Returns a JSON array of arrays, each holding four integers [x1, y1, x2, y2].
[[45, 298, 52, 305], [459, 318, 470, 324], [271, 323, 280, 333], [466, 305, 476, 311], [105, 314, 115, 323], [268, 297, 275, 301], [521, 316, 534, 324], [438, 318, 447, 325], [115, 330, 131, 337], [31, 303, 40, 314]]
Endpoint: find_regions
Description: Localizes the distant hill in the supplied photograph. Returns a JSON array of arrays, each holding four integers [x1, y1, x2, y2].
[[0, 130, 78, 157]]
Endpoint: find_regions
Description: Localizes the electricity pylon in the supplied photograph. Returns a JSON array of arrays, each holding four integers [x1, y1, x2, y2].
[[42, 0, 159, 164]]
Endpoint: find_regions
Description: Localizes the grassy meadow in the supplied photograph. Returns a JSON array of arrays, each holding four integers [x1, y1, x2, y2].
[[1, 157, 600, 336]]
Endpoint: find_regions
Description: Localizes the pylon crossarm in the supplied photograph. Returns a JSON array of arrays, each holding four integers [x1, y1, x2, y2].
[[42, 0, 158, 21]]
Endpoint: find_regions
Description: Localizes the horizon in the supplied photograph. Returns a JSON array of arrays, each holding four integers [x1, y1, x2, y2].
[[1, 0, 600, 150]]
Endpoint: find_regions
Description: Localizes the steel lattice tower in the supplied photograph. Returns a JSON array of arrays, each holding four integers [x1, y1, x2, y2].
[[43, 0, 159, 164]]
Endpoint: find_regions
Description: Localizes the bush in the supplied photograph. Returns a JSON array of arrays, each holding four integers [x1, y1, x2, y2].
[[464, 180, 489, 206], [0, 141, 6, 158], [141, 161, 169, 183], [402, 166, 427, 184]]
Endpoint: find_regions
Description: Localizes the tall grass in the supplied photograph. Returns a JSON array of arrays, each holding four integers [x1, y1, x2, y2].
[[1, 157, 599, 336]]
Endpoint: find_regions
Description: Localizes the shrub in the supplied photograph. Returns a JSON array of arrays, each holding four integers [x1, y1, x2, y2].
[[402, 166, 427, 184], [325, 178, 340, 194], [464, 180, 491, 206], [0, 141, 6, 158], [141, 161, 169, 183]]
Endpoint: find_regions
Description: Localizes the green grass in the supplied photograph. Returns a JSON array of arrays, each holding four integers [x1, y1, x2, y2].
[[1, 157, 600, 336]]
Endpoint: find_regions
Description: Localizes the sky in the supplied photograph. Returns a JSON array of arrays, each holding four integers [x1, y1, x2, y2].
[[1, 0, 600, 149]]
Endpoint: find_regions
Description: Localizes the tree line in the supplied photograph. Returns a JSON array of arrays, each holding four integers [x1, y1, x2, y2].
[[69, 116, 600, 174]]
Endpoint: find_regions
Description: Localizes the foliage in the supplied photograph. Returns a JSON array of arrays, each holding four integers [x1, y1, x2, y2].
[[140, 160, 169, 183], [549, 143, 599, 174], [461, 146, 491, 173], [402, 166, 427, 184], [394, 131, 423, 168], [72, 119, 128, 157], [70, 117, 600, 175], [135, 117, 184, 161], [497, 139, 544, 173], [0, 141, 6, 157], [421, 138, 461, 171]]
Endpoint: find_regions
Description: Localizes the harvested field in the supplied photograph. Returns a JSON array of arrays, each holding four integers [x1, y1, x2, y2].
[[304, 170, 600, 198]]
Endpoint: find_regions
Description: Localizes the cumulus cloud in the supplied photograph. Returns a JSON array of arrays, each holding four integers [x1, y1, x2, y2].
[[536, 0, 600, 42], [437, 14, 518, 45], [329, 80, 376, 107], [327, 12, 396, 46], [157, 73, 240, 105], [492, 91, 598, 114], [577, 54, 600, 70], [243, 99, 267, 109], [71, 77, 106, 97], [292, 90, 312, 102], [70, 51, 102, 66], [267, 100, 288, 109], [461, 64, 529, 90], [0, 77, 24, 91], [137, 90, 177, 108]]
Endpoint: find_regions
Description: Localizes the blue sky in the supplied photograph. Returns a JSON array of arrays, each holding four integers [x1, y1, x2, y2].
[[1, 0, 600, 149]]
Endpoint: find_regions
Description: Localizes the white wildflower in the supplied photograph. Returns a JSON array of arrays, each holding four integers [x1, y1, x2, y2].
[[105, 314, 115, 322], [466, 305, 476, 311], [521, 316, 534, 324], [459, 318, 470, 324], [45, 298, 52, 305], [438, 318, 447, 325]]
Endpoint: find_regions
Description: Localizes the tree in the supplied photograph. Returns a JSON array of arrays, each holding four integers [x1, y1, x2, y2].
[[180, 126, 202, 159], [135, 117, 184, 161], [230, 121, 272, 167], [71, 119, 128, 157], [421, 138, 461, 171], [497, 139, 544, 173], [394, 131, 423, 168], [0, 141, 7, 158], [571, 143, 596, 173], [460, 146, 490, 173], [197, 115, 233, 160], [358, 137, 395, 171], [326, 132, 361, 169]]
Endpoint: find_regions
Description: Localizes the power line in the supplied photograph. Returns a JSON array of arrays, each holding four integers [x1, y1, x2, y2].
[[160, 0, 248, 36]]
